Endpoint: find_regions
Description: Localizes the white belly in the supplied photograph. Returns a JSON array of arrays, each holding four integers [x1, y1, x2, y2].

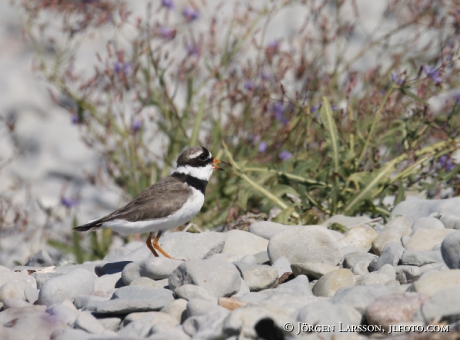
[[101, 188, 204, 235]]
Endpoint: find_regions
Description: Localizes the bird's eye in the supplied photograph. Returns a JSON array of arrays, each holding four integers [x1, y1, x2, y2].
[[199, 153, 207, 160]]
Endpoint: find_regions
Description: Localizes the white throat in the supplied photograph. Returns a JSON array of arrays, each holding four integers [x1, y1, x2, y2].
[[174, 164, 214, 181]]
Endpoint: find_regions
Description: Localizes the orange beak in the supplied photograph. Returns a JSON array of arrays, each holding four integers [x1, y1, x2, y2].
[[212, 158, 226, 171]]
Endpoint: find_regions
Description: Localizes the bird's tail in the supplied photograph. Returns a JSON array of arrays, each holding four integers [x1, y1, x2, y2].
[[74, 219, 103, 232]]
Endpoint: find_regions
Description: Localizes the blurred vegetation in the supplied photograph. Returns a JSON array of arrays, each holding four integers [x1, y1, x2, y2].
[[12, 0, 460, 261]]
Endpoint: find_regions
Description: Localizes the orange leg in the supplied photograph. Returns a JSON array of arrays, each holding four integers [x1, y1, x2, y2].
[[146, 232, 159, 257], [153, 231, 173, 259]]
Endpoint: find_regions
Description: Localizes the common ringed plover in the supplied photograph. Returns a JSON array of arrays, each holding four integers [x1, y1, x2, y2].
[[74, 146, 225, 259]]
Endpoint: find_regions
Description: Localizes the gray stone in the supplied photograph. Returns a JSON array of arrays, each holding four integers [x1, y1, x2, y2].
[[98, 317, 121, 331], [401, 249, 443, 266], [338, 225, 378, 252], [174, 284, 218, 303], [25, 249, 54, 267], [74, 311, 105, 334], [232, 277, 250, 298], [321, 215, 373, 229], [84, 298, 173, 315], [253, 251, 270, 265], [73, 295, 109, 310], [395, 265, 422, 284], [93, 272, 123, 297], [118, 312, 179, 338], [157, 231, 227, 261], [272, 256, 291, 277], [291, 262, 337, 279], [343, 252, 378, 269], [277, 275, 312, 295], [32, 272, 64, 289], [419, 286, 460, 323], [129, 276, 163, 289], [372, 217, 411, 255], [49, 329, 93, 340], [24, 287, 40, 304], [149, 325, 190, 340], [351, 261, 369, 275], [38, 268, 96, 306], [405, 229, 455, 251], [221, 230, 269, 260], [331, 284, 393, 314], [379, 264, 396, 281], [207, 253, 239, 263], [102, 247, 130, 262], [140, 257, 183, 280], [0, 271, 37, 296], [240, 255, 257, 265], [248, 221, 300, 239], [223, 304, 291, 339], [413, 269, 460, 296], [368, 257, 379, 272], [391, 197, 460, 225], [183, 307, 229, 339], [440, 214, 460, 230], [234, 263, 278, 292], [401, 235, 411, 247], [412, 217, 445, 232], [112, 286, 174, 303], [268, 225, 343, 267], [160, 298, 188, 323], [186, 299, 224, 317], [46, 303, 78, 326], [297, 301, 362, 331], [254, 291, 319, 314], [121, 261, 142, 285], [168, 259, 241, 298], [441, 230, 460, 269], [2, 298, 30, 309], [106, 243, 151, 263], [0, 283, 25, 302], [365, 293, 429, 328], [375, 242, 405, 270], [356, 272, 391, 286], [312, 269, 356, 298]]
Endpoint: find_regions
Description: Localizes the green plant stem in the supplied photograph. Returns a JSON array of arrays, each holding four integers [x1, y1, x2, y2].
[[357, 83, 397, 166]]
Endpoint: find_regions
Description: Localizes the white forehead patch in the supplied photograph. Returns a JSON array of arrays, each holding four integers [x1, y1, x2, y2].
[[188, 150, 213, 159], [188, 150, 203, 159]]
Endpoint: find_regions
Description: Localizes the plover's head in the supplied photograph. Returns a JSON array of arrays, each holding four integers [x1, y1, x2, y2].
[[175, 146, 224, 181]]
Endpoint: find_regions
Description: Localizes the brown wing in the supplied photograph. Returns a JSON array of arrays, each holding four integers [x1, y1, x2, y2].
[[75, 176, 191, 231]]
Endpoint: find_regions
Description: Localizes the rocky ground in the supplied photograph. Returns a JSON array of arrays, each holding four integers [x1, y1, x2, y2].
[[2, 197, 460, 339]]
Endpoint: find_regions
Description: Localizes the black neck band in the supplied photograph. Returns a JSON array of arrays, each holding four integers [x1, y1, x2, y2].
[[172, 172, 208, 194]]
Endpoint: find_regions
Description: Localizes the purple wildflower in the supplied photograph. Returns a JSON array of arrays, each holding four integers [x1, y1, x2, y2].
[[244, 81, 254, 91], [332, 105, 338, 111], [391, 73, 403, 85], [182, 6, 199, 22], [453, 93, 460, 105], [279, 150, 293, 161], [158, 26, 176, 40], [114, 62, 131, 74], [186, 44, 200, 56], [423, 65, 442, 84], [259, 71, 271, 81], [258, 141, 267, 153], [161, 0, 174, 10], [310, 101, 322, 113], [266, 40, 280, 54], [272, 102, 284, 121], [61, 197, 78, 208], [439, 155, 455, 172], [131, 119, 142, 133], [71, 114, 81, 125]]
